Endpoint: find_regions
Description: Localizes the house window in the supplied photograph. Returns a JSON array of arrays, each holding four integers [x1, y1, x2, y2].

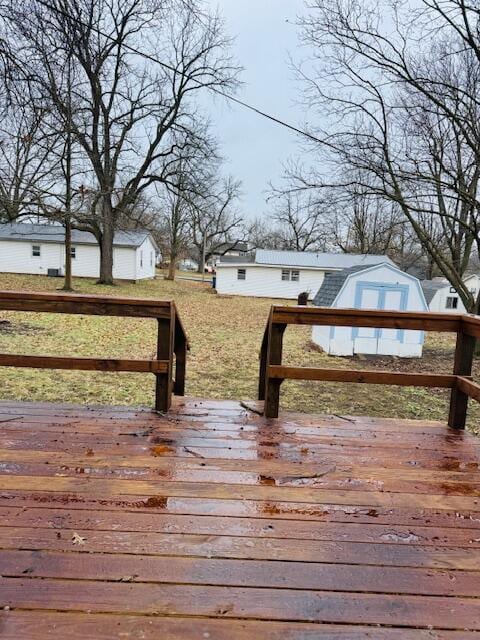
[[150, 251, 153, 266], [70, 247, 76, 259], [237, 268, 246, 280], [32, 245, 41, 257], [140, 251, 143, 268], [446, 296, 458, 309], [282, 269, 300, 282]]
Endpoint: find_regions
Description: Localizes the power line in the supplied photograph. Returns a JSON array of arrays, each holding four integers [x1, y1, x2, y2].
[[35, 0, 325, 148]]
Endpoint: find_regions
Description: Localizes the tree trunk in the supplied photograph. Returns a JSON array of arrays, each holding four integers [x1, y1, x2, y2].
[[62, 218, 73, 291], [98, 223, 115, 285], [166, 253, 177, 280]]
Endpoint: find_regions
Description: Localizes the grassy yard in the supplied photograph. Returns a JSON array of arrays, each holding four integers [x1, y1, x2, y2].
[[0, 271, 479, 434]]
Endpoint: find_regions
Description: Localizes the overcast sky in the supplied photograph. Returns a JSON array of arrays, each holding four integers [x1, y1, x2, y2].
[[204, 0, 307, 219]]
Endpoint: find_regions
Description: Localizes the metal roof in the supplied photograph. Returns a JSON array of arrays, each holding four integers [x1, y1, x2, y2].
[[420, 280, 449, 304], [0, 223, 155, 249], [255, 249, 395, 270], [216, 249, 395, 270]]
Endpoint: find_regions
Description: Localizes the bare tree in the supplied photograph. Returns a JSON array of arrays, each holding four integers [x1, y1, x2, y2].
[[0, 0, 239, 284], [189, 174, 243, 273], [268, 190, 328, 251], [0, 100, 59, 222], [289, 0, 480, 311]]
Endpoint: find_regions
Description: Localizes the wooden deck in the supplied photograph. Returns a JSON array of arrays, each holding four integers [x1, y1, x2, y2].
[[0, 398, 480, 638]]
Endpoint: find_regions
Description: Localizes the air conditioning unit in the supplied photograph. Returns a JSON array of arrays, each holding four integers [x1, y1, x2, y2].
[[47, 268, 62, 277]]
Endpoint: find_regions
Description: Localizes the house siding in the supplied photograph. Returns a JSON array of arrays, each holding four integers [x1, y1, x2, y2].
[[134, 237, 156, 280], [215, 265, 326, 299], [427, 276, 480, 313], [0, 239, 153, 280], [0, 239, 63, 276]]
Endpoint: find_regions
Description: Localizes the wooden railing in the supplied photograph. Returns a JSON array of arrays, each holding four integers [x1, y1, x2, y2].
[[259, 305, 480, 426], [0, 290, 189, 412]]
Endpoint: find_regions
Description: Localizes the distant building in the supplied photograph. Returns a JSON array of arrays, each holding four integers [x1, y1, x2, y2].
[[422, 275, 480, 313], [312, 262, 428, 358], [215, 249, 395, 299], [208, 241, 249, 266], [0, 223, 159, 281]]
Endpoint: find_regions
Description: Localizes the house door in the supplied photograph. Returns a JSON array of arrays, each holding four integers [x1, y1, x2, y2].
[[353, 283, 408, 355]]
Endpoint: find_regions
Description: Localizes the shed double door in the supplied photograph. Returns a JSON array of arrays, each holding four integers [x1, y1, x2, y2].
[[353, 284, 407, 355]]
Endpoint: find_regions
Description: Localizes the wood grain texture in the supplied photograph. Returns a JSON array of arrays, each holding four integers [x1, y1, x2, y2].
[[2, 611, 478, 640], [0, 354, 168, 373], [268, 365, 458, 388], [1, 398, 480, 637]]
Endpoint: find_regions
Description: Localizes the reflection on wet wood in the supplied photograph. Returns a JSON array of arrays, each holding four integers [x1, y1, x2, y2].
[[0, 398, 480, 637]]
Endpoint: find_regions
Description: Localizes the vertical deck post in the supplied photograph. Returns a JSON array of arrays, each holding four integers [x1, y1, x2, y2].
[[155, 305, 174, 412], [173, 318, 187, 396], [264, 320, 286, 419], [258, 317, 270, 401], [448, 329, 476, 429]]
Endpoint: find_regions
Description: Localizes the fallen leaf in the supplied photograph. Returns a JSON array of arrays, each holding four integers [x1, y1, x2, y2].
[[72, 532, 86, 545]]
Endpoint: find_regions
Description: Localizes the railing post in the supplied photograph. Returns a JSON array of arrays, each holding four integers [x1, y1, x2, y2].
[[258, 315, 270, 401], [155, 304, 174, 412], [448, 328, 476, 429], [173, 322, 187, 397], [264, 319, 286, 419]]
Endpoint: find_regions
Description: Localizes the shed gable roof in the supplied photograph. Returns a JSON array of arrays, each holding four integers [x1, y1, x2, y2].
[[420, 280, 448, 304], [313, 264, 383, 307]]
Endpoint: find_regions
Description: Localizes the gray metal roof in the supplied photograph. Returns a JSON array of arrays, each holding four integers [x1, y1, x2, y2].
[[313, 265, 386, 307], [0, 223, 155, 249], [255, 249, 395, 270], [420, 280, 448, 304]]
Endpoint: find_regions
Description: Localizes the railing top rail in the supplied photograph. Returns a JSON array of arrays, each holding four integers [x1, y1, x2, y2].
[[270, 305, 465, 332], [0, 289, 176, 319]]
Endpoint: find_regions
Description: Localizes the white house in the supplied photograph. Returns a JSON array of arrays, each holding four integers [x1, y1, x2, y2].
[[422, 275, 480, 313], [215, 249, 395, 300], [311, 263, 428, 357], [0, 223, 158, 281]]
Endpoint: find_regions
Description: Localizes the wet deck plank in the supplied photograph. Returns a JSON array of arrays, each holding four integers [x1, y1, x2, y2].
[[0, 398, 479, 637]]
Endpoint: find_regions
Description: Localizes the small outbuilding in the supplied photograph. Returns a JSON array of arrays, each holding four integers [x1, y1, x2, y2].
[[311, 262, 428, 357]]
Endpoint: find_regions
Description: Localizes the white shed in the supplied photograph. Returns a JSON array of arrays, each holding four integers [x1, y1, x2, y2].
[[0, 223, 159, 281], [311, 263, 428, 357]]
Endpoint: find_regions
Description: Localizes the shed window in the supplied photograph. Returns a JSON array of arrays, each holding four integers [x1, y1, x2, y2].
[[150, 251, 154, 266], [140, 251, 143, 268], [282, 269, 300, 282], [32, 245, 41, 257], [70, 247, 76, 259], [446, 296, 458, 309], [237, 268, 246, 280]]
